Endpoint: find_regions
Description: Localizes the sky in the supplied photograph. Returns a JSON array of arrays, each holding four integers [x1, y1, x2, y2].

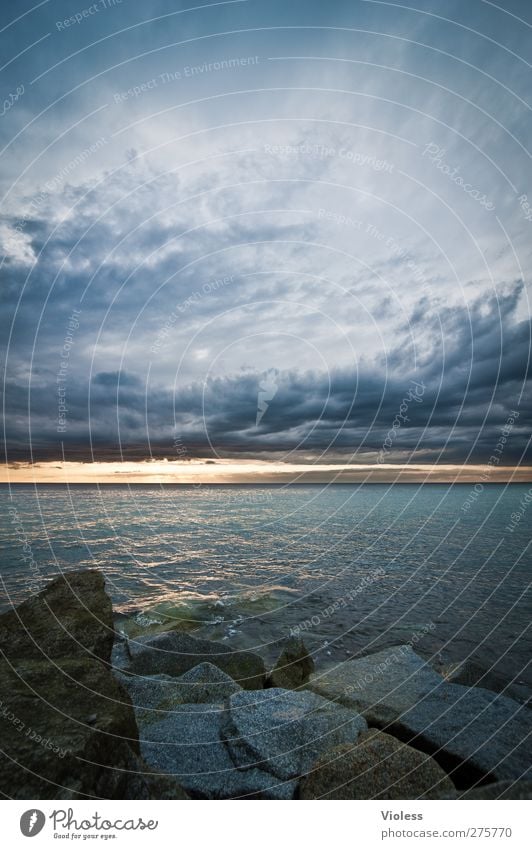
[[1, 0, 531, 480]]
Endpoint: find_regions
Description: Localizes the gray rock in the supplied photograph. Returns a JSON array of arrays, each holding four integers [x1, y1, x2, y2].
[[114, 671, 183, 724], [308, 646, 532, 784], [308, 645, 443, 726], [111, 636, 131, 671], [116, 663, 242, 722], [128, 631, 265, 689], [458, 780, 532, 800], [142, 770, 189, 799], [440, 661, 499, 689], [171, 662, 242, 703], [299, 730, 455, 799], [270, 637, 315, 689], [139, 704, 296, 799], [438, 661, 526, 702], [223, 688, 367, 781], [393, 686, 532, 784], [134, 681, 365, 798]]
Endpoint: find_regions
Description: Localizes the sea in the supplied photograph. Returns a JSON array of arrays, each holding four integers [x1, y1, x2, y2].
[[1, 483, 531, 698]]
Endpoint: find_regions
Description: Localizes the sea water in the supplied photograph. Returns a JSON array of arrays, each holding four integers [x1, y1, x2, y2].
[[1, 483, 530, 696]]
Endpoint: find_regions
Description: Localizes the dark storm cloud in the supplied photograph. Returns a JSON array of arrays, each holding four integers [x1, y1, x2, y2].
[[1, 155, 530, 463], [3, 282, 530, 462]]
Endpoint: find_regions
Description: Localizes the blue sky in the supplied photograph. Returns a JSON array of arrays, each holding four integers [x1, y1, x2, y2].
[[1, 0, 531, 465]]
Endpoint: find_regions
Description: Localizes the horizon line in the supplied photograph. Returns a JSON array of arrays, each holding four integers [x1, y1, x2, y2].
[[2, 460, 532, 485]]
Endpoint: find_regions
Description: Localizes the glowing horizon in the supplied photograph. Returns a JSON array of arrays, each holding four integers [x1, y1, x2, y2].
[[2, 460, 532, 485]]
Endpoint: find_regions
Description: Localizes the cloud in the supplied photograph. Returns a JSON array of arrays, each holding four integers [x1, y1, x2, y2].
[[1, 0, 531, 466], [3, 278, 529, 463]]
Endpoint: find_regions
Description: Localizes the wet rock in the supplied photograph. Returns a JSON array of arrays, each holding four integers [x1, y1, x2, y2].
[[269, 637, 314, 689], [223, 688, 367, 781], [299, 730, 455, 799], [114, 612, 200, 641], [128, 631, 265, 689], [0, 570, 114, 665]]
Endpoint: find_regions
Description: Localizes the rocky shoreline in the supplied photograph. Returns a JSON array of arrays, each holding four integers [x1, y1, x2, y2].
[[0, 570, 530, 800]]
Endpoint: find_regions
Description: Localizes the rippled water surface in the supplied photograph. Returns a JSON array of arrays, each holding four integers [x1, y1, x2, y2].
[[1, 483, 531, 694]]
